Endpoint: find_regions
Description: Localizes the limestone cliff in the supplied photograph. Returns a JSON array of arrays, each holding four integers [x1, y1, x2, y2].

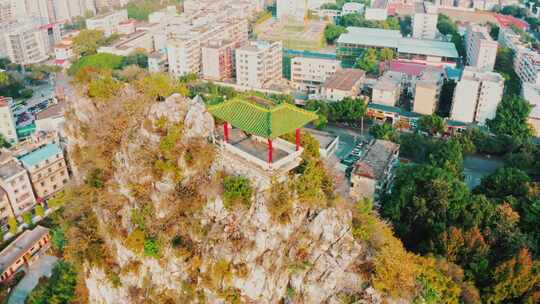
[[61, 88, 423, 304]]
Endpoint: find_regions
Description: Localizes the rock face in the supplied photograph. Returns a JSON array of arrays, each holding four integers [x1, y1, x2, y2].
[[66, 93, 384, 303]]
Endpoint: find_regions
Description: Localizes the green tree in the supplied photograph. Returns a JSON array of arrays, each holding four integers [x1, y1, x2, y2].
[[418, 114, 445, 136], [355, 48, 378, 74], [0, 134, 11, 148], [68, 53, 124, 76], [381, 164, 470, 253], [324, 24, 347, 44], [8, 217, 17, 234], [87, 74, 122, 99], [329, 97, 366, 123], [495, 47, 521, 96], [487, 95, 533, 146], [474, 167, 530, 199], [0, 72, 8, 86], [26, 261, 77, 304], [35, 204, 45, 217], [72, 29, 105, 56], [379, 48, 395, 61], [369, 123, 396, 141], [22, 212, 32, 226], [427, 138, 465, 177], [305, 100, 330, 129]]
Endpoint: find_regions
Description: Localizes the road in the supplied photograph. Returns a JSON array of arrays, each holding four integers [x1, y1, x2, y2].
[[8, 255, 58, 304]]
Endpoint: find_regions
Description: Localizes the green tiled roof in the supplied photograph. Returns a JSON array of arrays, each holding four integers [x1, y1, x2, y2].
[[208, 97, 318, 139]]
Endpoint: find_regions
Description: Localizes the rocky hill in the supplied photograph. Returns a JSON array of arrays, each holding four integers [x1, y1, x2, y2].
[[58, 83, 467, 303]]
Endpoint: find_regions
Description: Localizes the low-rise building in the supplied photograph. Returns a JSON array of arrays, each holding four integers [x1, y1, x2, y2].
[[521, 83, 540, 137], [34, 102, 65, 136], [412, 2, 438, 40], [0, 225, 50, 282], [202, 40, 236, 81], [350, 139, 399, 200], [466, 24, 498, 72], [0, 187, 14, 230], [372, 71, 404, 107], [290, 56, 341, 93], [86, 9, 128, 37], [236, 40, 282, 89], [451, 67, 504, 125], [342, 2, 364, 15], [412, 67, 445, 115], [0, 97, 17, 144], [18, 144, 69, 200], [320, 68, 365, 102], [365, 0, 388, 21], [97, 30, 154, 56], [53, 40, 74, 61], [0, 155, 36, 217]]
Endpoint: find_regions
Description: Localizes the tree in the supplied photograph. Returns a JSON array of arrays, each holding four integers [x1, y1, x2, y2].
[[8, 217, 17, 234], [379, 48, 395, 61], [474, 167, 530, 199], [355, 48, 378, 74], [68, 53, 124, 76], [87, 74, 122, 99], [324, 24, 347, 44], [329, 97, 366, 123], [134, 73, 189, 100], [26, 261, 77, 304], [72, 29, 105, 56], [0, 134, 10, 148], [35, 204, 45, 217], [305, 100, 330, 129], [222, 176, 253, 209], [427, 138, 466, 177], [418, 114, 445, 136], [369, 123, 396, 141], [381, 164, 470, 253], [495, 47, 521, 96], [0, 72, 7, 86], [487, 95, 533, 146]]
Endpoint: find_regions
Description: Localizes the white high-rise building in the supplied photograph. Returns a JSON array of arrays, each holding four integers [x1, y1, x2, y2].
[[465, 24, 498, 72], [235, 40, 282, 89], [451, 67, 504, 125], [0, 21, 49, 65], [412, 2, 438, 40], [85, 9, 127, 37], [53, 0, 97, 22], [0, 97, 17, 144]]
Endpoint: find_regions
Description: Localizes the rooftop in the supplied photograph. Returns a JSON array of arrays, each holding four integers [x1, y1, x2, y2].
[[374, 71, 403, 91], [495, 14, 529, 31], [0, 159, 24, 181], [208, 97, 318, 139], [337, 27, 459, 59], [354, 140, 399, 180], [0, 226, 50, 274], [35, 102, 64, 120], [522, 83, 540, 119], [368, 103, 422, 118], [388, 60, 427, 77], [18, 144, 62, 168], [323, 68, 365, 90]]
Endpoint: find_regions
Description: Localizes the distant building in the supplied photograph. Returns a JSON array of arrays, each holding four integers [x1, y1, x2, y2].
[[18, 144, 69, 200], [466, 24, 498, 72], [0, 155, 36, 217], [0, 97, 17, 144], [0, 21, 49, 65], [290, 56, 341, 93], [147, 52, 168, 73], [521, 83, 540, 137], [86, 9, 128, 37], [451, 67, 504, 124], [412, 2, 438, 40], [350, 139, 399, 200], [342, 2, 364, 15], [412, 67, 445, 115], [372, 71, 404, 107], [97, 30, 155, 56], [498, 27, 540, 85], [235, 40, 282, 89], [0, 225, 50, 282], [365, 0, 388, 21], [277, 0, 332, 21], [336, 27, 459, 67], [320, 68, 365, 102], [202, 40, 236, 81]]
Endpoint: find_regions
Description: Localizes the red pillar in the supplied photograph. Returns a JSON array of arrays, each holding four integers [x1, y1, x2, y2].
[[223, 122, 229, 143], [268, 138, 273, 164], [295, 128, 301, 151]]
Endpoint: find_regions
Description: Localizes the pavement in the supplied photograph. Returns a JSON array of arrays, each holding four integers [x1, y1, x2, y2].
[[8, 255, 58, 304]]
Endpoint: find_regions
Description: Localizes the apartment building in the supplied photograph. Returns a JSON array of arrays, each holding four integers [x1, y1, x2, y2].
[[466, 24, 498, 72], [0, 22, 49, 65], [365, 0, 388, 21], [350, 139, 399, 201], [0, 155, 36, 217], [498, 26, 540, 85], [412, 67, 445, 115], [320, 68, 365, 102], [521, 83, 540, 137], [52, 0, 97, 22], [412, 2, 438, 40], [86, 9, 127, 37], [201, 40, 236, 81], [0, 0, 13, 23], [18, 144, 69, 200], [451, 67, 504, 125], [0, 187, 13, 229], [0, 97, 17, 144], [290, 57, 341, 93], [166, 14, 248, 78], [372, 71, 404, 107], [235, 40, 282, 89]]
